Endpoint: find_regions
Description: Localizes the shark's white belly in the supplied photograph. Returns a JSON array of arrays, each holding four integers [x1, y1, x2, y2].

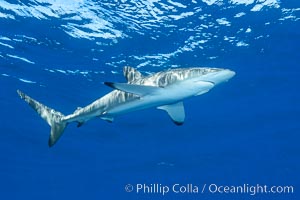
[[104, 79, 214, 117]]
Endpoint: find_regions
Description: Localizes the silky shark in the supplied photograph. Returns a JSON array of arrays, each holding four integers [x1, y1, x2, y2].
[[17, 66, 235, 147]]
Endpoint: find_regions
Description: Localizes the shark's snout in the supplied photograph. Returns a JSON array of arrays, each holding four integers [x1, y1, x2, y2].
[[207, 69, 236, 85], [225, 69, 236, 80]]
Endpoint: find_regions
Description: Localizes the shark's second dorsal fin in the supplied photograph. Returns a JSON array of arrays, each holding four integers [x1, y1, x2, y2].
[[123, 66, 143, 83]]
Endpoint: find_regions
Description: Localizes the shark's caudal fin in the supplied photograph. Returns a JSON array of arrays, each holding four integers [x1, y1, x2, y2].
[[17, 90, 67, 147]]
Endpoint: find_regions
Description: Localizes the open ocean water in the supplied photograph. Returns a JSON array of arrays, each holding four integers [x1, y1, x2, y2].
[[0, 0, 299, 199]]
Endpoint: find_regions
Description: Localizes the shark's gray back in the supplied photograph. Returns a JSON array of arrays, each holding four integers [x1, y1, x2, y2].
[[135, 67, 221, 87]]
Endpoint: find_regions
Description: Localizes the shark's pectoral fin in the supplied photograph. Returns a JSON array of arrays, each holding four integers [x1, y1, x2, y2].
[[158, 101, 185, 125], [104, 82, 161, 96]]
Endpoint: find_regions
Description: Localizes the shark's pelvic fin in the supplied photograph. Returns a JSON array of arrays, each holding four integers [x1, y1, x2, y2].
[[104, 82, 161, 96], [123, 66, 144, 83], [17, 90, 67, 147], [158, 101, 185, 125], [100, 116, 114, 123]]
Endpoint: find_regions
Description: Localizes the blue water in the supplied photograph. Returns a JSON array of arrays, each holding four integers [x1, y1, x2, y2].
[[0, 0, 299, 199]]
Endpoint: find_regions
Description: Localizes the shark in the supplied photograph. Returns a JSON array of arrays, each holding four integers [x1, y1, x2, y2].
[[17, 66, 235, 147]]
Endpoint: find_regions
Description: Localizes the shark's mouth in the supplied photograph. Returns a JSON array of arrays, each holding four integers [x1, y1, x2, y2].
[[200, 80, 215, 85]]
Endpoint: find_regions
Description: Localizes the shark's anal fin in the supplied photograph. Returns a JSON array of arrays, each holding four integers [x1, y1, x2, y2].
[[158, 101, 185, 125], [104, 82, 161, 96], [77, 122, 84, 127]]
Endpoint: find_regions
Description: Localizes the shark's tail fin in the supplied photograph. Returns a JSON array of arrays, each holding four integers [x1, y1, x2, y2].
[[17, 90, 67, 147]]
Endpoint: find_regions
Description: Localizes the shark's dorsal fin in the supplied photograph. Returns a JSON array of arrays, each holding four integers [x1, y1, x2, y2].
[[123, 66, 143, 83], [104, 82, 161, 96], [158, 102, 185, 125]]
